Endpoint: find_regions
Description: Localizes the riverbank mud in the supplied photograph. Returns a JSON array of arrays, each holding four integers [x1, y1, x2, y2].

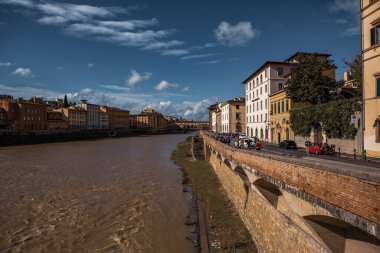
[[172, 137, 257, 253]]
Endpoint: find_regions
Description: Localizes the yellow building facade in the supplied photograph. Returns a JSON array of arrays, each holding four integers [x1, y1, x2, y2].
[[131, 108, 168, 130], [100, 106, 130, 129], [269, 90, 293, 143], [362, 0, 380, 158]]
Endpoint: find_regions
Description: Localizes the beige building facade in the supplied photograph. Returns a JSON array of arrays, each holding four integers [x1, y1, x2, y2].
[[362, 0, 380, 158], [219, 98, 245, 135], [76, 100, 100, 129], [55, 107, 86, 130], [47, 110, 68, 130]]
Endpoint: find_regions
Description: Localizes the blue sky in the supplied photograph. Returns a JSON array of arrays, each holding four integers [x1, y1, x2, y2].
[[0, 0, 360, 120]]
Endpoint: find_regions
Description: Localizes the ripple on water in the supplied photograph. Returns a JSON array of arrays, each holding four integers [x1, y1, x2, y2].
[[0, 135, 193, 253]]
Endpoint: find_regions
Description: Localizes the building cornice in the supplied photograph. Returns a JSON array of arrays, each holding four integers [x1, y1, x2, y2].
[[242, 61, 291, 84], [361, 0, 380, 13]]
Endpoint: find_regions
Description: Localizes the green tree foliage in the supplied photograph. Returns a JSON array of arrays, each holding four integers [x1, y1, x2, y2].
[[63, 94, 69, 108], [290, 99, 360, 139], [285, 53, 337, 104]]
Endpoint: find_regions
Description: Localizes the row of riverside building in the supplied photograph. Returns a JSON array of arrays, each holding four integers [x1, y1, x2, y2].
[[208, 52, 336, 143], [208, 0, 380, 158], [0, 95, 208, 131]]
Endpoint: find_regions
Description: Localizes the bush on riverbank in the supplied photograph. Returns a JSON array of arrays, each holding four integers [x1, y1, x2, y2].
[[172, 137, 257, 253]]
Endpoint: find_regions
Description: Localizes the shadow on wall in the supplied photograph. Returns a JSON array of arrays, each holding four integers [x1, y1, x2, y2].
[[253, 178, 282, 208], [304, 215, 380, 253]]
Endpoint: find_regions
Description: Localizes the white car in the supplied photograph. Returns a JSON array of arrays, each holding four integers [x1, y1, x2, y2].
[[242, 139, 253, 149], [238, 134, 247, 139]]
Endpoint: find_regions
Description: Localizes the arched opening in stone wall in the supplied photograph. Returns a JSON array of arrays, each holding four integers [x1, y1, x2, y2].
[[235, 166, 251, 209], [235, 166, 250, 186], [253, 178, 281, 208], [223, 159, 232, 170], [304, 215, 380, 253], [216, 153, 222, 161]]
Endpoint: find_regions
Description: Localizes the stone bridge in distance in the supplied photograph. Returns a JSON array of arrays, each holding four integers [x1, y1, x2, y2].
[[200, 131, 380, 253]]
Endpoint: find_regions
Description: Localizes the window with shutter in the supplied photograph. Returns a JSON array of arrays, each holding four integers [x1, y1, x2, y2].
[[371, 27, 376, 46], [371, 25, 380, 47]]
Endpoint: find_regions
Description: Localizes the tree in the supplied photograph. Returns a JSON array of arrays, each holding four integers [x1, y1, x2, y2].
[[344, 54, 362, 100], [63, 94, 69, 108], [285, 53, 337, 104]]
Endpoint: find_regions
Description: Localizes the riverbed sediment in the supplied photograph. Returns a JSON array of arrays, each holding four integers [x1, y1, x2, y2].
[[172, 136, 257, 253]]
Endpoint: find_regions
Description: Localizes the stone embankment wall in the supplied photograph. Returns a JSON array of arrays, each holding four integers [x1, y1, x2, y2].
[[201, 131, 380, 253], [209, 152, 330, 253]]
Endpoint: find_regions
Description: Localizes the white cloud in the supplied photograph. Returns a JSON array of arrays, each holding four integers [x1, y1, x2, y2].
[[335, 18, 348, 24], [37, 15, 68, 25], [182, 86, 189, 92], [65, 23, 118, 36], [155, 80, 178, 91], [328, 0, 359, 14], [126, 69, 152, 88], [35, 2, 125, 24], [340, 26, 360, 37], [88, 63, 95, 68], [193, 42, 217, 50], [161, 49, 190, 56], [0, 83, 61, 98], [143, 40, 184, 50], [0, 0, 34, 8], [11, 67, 34, 77], [64, 23, 173, 47], [1, 0, 185, 55], [0, 62, 11, 66], [98, 18, 159, 30], [147, 98, 217, 121], [214, 21, 257, 47], [181, 54, 213, 60], [195, 60, 219, 65], [327, 0, 360, 37], [100, 84, 131, 91]]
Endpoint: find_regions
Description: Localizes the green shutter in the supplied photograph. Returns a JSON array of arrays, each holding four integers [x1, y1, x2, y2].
[[377, 77, 380, 97], [371, 27, 376, 46]]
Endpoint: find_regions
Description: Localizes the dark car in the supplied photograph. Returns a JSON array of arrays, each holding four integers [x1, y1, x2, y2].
[[279, 140, 298, 149]]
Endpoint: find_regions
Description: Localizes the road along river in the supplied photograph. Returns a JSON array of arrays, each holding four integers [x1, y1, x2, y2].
[[0, 134, 194, 253]]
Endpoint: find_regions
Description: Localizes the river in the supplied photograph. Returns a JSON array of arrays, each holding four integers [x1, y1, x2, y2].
[[0, 134, 194, 253]]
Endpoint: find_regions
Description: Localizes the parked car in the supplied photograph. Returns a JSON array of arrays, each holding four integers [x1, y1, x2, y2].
[[243, 139, 253, 149], [308, 143, 325, 155], [279, 140, 298, 149], [249, 137, 259, 143], [238, 134, 247, 139]]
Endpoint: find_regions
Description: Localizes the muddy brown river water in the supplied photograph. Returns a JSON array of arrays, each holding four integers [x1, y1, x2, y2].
[[0, 134, 194, 253]]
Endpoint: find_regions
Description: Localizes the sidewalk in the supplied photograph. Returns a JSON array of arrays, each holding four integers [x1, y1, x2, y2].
[[264, 141, 380, 166]]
